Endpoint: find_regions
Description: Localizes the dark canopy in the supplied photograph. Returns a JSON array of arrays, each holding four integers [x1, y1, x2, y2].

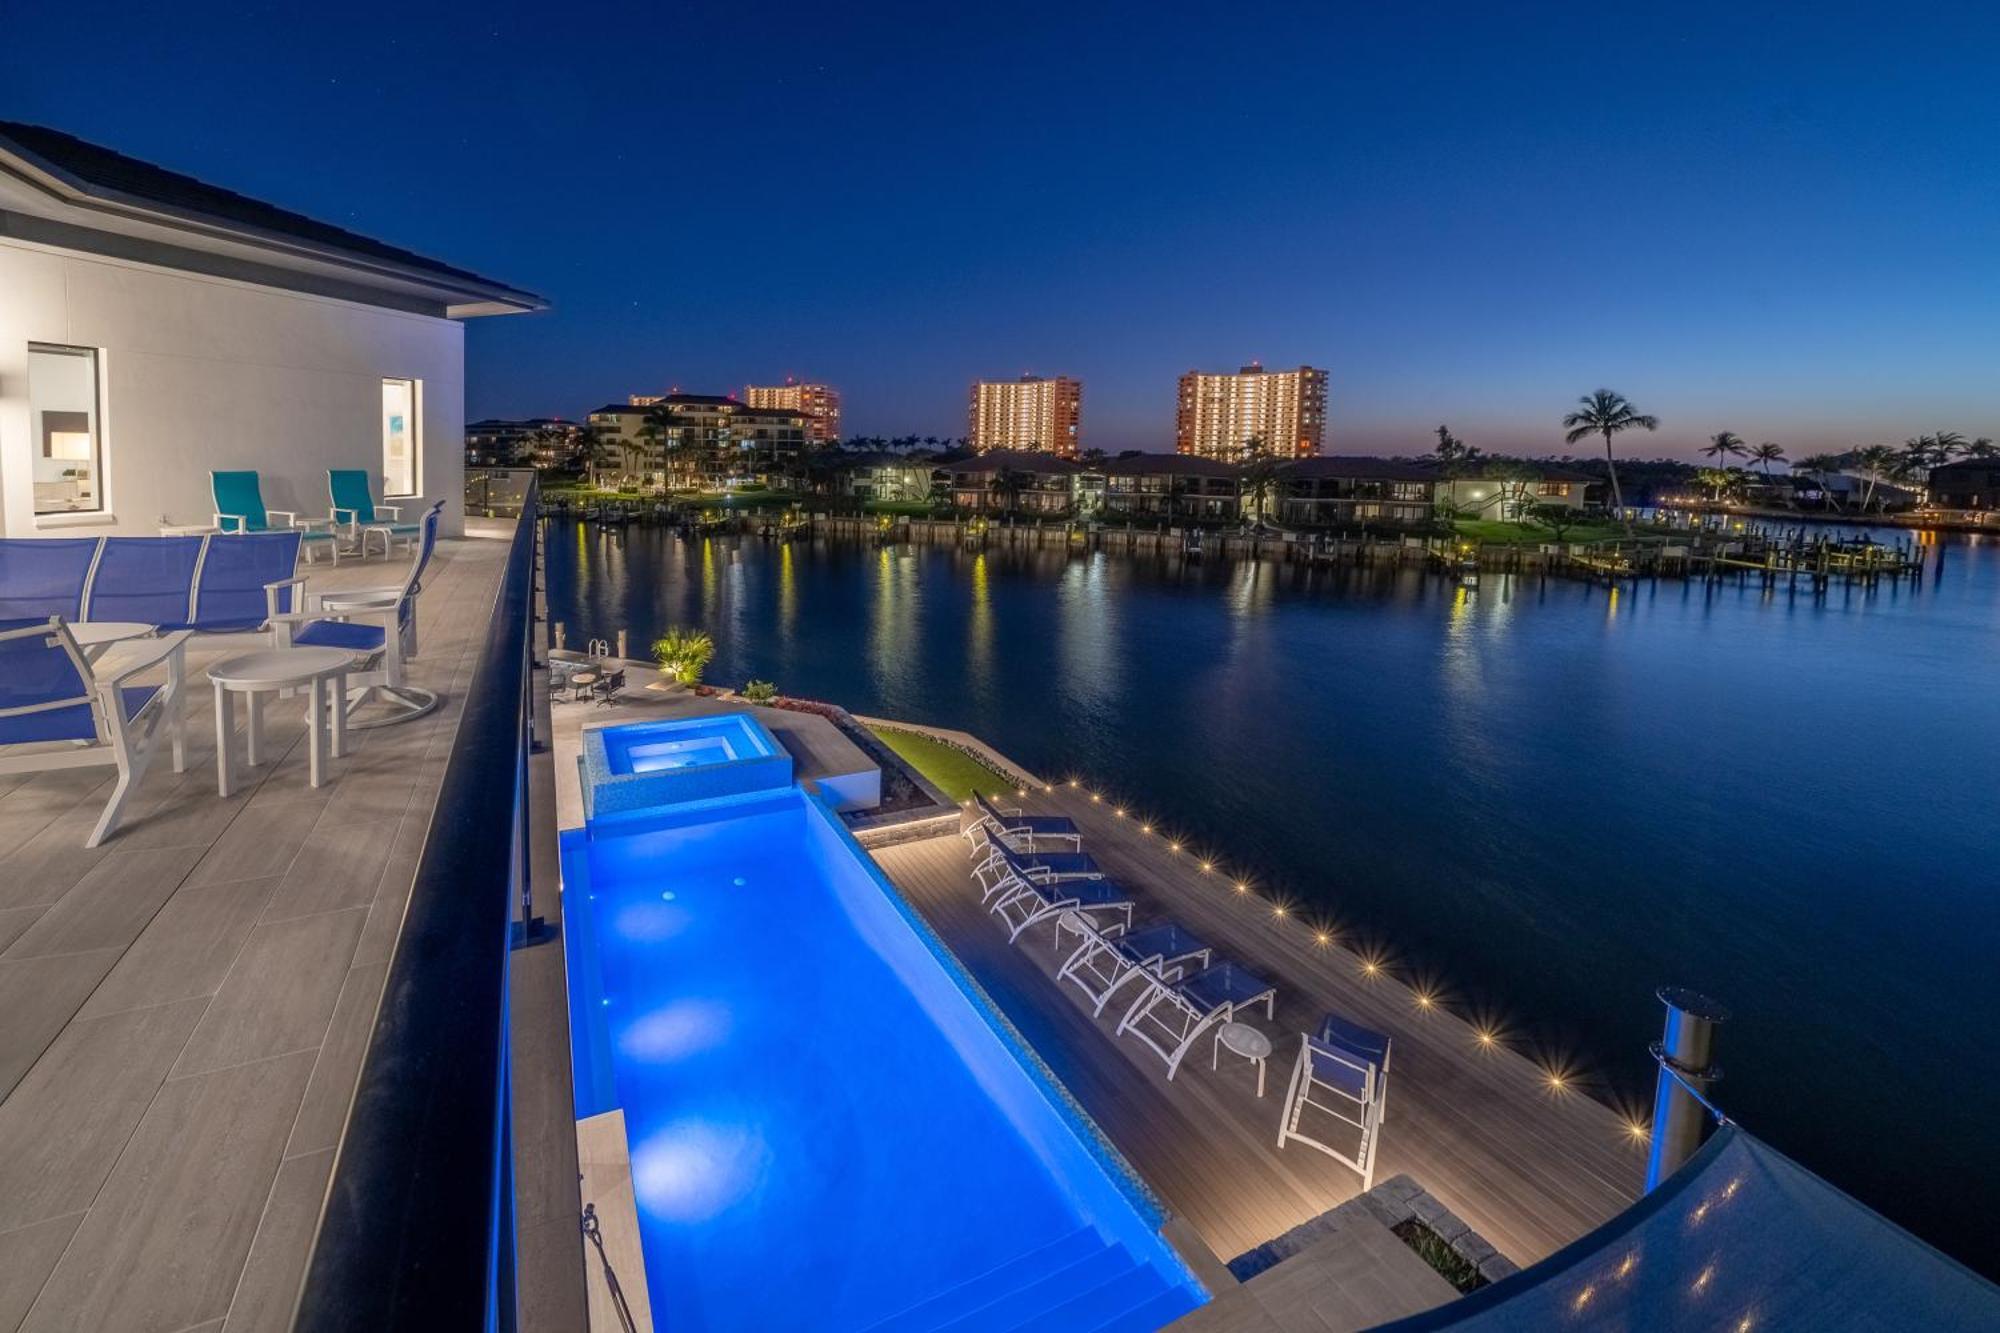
[[1377, 1125, 2000, 1331]]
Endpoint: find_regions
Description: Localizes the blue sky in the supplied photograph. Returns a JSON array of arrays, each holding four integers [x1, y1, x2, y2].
[[4, 2, 1996, 456]]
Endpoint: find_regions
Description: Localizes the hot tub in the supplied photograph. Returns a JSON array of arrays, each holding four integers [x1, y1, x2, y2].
[[581, 713, 792, 821]]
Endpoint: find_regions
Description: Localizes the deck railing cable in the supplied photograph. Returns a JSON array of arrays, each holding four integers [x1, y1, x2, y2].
[[294, 479, 540, 1331]]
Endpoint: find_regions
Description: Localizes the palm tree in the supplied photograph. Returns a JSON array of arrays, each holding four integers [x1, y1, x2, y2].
[[1699, 432, 1748, 494], [1794, 453, 1847, 511], [1562, 389, 1658, 535], [1853, 444, 1899, 512], [1239, 456, 1281, 524], [1962, 437, 1998, 459], [1745, 441, 1787, 476], [989, 467, 1028, 514]]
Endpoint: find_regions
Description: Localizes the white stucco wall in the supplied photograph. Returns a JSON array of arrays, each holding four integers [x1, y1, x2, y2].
[[0, 236, 465, 538]]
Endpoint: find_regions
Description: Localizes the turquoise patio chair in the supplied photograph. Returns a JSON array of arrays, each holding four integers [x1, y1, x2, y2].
[[211, 470, 339, 564], [328, 469, 423, 559]]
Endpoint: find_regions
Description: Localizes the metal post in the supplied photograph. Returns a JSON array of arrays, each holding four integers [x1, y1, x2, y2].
[[1645, 986, 1729, 1191], [616, 628, 628, 660]]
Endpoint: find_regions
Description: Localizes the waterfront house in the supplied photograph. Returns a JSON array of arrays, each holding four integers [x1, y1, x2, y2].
[[934, 448, 1081, 514], [1276, 456, 1437, 528], [1926, 458, 2000, 511], [0, 121, 543, 537], [1433, 461, 1600, 519], [1098, 452, 1243, 523], [586, 394, 811, 492], [817, 448, 941, 503]]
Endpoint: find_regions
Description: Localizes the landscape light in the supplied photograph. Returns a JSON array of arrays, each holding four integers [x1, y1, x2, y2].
[[1475, 1028, 1496, 1048], [1314, 930, 1330, 946], [1234, 881, 1247, 894], [1199, 861, 1212, 873]]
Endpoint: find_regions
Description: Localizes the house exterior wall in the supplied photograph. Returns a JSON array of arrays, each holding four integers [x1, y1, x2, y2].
[[0, 235, 465, 538]]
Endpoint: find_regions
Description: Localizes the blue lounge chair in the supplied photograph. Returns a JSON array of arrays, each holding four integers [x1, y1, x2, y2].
[[972, 835, 1107, 904], [268, 501, 443, 726], [328, 469, 423, 559], [212, 470, 339, 563], [989, 867, 1135, 943], [1116, 960, 1277, 1080], [1058, 919, 1213, 1015], [1277, 1012, 1393, 1187], [963, 788, 1082, 854], [0, 617, 190, 846]]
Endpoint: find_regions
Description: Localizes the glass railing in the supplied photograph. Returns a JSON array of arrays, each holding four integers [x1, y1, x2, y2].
[[296, 479, 539, 1330]]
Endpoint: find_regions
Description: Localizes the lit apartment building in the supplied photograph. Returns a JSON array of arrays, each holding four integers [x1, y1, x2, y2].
[[587, 394, 809, 489], [967, 375, 1082, 457], [1174, 363, 1327, 461], [745, 378, 842, 445]]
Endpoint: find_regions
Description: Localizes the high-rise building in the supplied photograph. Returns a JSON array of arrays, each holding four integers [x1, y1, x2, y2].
[[744, 378, 842, 445], [1174, 363, 1327, 461], [967, 375, 1082, 456]]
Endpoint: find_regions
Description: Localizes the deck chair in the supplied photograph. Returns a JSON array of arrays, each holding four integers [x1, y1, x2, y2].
[[1276, 1012, 1392, 1188], [329, 469, 423, 559], [989, 867, 1135, 943], [1115, 960, 1276, 1081], [0, 618, 189, 846], [212, 470, 340, 564], [971, 835, 1107, 905], [963, 788, 1082, 854], [0, 537, 101, 620], [268, 501, 443, 727], [1058, 919, 1213, 1016]]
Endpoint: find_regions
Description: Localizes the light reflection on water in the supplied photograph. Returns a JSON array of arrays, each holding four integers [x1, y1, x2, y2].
[[545, 521, 2000, 1276]]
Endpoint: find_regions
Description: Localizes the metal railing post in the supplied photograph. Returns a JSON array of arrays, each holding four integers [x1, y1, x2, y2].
[[1644, 985, 1730, 1192]]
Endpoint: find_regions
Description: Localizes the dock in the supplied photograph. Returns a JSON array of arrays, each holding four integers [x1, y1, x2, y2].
[[871, 793, 1643, 1271]]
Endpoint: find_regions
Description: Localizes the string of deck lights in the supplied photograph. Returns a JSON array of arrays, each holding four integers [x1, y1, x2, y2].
[[975, 770, 1655, 1148]]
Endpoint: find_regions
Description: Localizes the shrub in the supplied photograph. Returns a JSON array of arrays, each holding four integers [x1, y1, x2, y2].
[[652, 627, 715, 686], [742, 679, 778, 704]]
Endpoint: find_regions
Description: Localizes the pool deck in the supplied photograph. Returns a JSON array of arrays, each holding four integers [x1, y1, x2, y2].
[[548, 684, 1642, 1330], [0, 524, 586, 1333], [870, 802, 1643, 1269]]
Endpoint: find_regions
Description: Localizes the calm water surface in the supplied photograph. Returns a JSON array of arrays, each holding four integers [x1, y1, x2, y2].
[[545, 520, 2000, 1274]]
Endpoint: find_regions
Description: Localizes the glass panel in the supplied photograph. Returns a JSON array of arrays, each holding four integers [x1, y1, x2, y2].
[[382, 377, 419, 495], [29, 344, 104, 515]]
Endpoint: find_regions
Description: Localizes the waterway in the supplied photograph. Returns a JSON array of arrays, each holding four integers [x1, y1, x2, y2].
[[544, 518, 2000, 1276]]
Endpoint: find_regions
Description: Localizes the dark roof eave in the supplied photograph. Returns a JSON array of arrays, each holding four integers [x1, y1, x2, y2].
[[0, 122, 545, 314]]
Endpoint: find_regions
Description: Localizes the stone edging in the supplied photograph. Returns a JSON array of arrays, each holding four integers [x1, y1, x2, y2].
[[1228, 1173, 1520, 1289]]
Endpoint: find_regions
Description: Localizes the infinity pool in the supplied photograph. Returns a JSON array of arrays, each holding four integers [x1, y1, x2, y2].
[[563, 772, 1204, 1330]]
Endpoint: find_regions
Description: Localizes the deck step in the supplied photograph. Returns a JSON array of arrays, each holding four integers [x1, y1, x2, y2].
[[999, 1258, 1162, 1332], [861, 1227, 1105, 1333], [934, 1250, 1138, 1333], [1089, 1284, 1207, 1333]]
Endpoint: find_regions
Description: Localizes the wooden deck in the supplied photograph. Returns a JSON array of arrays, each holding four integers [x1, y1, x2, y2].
[[871, 794, 1643, 1272], [0, 530, 557, 1333]]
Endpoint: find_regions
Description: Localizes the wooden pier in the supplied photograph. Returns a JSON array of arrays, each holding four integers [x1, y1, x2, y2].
[[869, 789, 1643, 1271]]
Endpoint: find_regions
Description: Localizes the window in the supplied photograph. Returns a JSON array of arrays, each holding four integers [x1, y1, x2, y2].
[[382, 377, 420, 496], [29, 344, 105, 516]]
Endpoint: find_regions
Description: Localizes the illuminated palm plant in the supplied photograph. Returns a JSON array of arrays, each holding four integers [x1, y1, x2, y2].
[[652, 627, 716, 686], [1699, 433, 1747, 497], [1562, 389, 1659, 535]]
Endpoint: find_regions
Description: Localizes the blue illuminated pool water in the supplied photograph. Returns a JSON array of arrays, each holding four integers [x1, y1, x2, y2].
[[563, 783, 1204, 1331]]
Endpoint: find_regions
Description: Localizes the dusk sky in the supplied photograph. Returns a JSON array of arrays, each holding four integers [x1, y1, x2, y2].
[[5, 2, 1996, 458]]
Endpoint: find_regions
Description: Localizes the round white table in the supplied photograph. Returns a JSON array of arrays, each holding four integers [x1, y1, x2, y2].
[[208, 647, 357, 796], [1213, 1020, 1274, 1097], [68, 621, 157, 662]]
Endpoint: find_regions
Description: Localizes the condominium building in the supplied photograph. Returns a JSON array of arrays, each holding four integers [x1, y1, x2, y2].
[[1174, 363, 1327, 461], [587, 394, 809, 489], [744, 378, 842, 445], [967, 375, 1082, 457]]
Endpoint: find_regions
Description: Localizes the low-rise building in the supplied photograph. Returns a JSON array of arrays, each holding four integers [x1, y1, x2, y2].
[[818, 450, 940, 503], [1926, 458, 2000, 510], [1275, 457, 1436, 528], [1097, 453, 1241, 523], [933, 449, 1080, 514], [465, 417, 581, 468], [587, 394, 810, 490], [1435, 461, 1600, 518]]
